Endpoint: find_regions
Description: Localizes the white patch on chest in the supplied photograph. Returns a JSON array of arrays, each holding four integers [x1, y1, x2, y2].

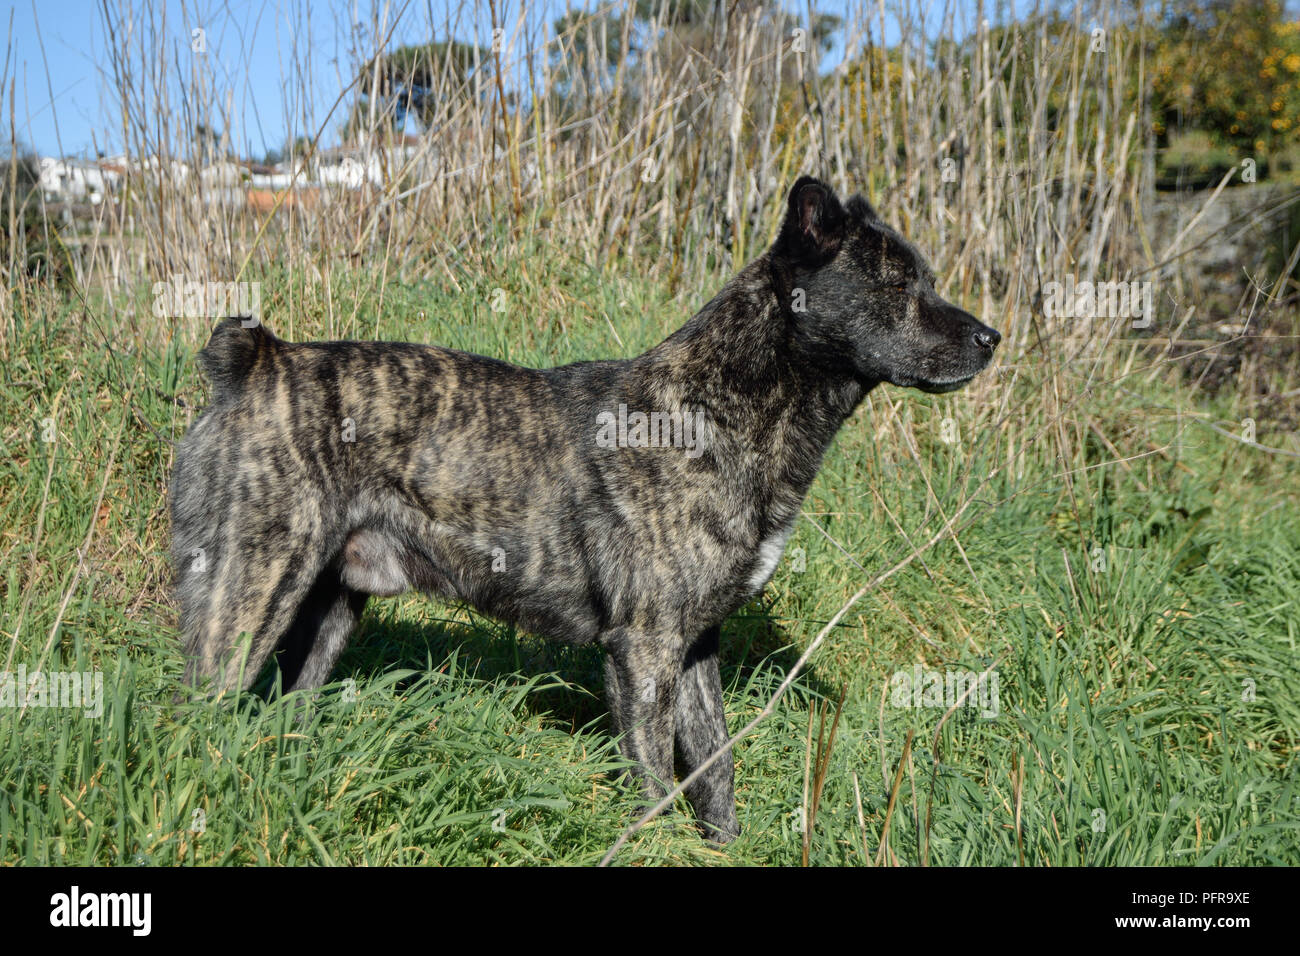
[[747, 519, 797, 592]]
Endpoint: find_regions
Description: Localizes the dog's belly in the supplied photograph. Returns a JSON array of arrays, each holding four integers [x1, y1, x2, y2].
[[340, 516, 605, 644]]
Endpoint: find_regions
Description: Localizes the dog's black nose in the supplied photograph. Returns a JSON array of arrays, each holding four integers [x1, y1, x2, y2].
[[974, 327, 1001, 351]]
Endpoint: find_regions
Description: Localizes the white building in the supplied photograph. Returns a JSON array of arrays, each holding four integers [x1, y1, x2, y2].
[[248, 161, 306, 190], [198, 161, 244, 188], [37, 157, 121, 203], [139, 156, 191, 185], [312, 136, 423, 189]]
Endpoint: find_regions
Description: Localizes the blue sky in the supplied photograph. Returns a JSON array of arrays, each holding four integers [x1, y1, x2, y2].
[[11, 0, 1281, 160], [1, 0, 945, 158]]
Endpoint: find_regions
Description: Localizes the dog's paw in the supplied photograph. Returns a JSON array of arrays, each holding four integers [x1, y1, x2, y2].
[[699, 817, 741, 844]]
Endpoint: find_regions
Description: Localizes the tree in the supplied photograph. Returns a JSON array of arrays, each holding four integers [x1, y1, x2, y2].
[[1152, 0, 1300, 152], [550, 0, 839, 103], [345, 40, 495, 140]]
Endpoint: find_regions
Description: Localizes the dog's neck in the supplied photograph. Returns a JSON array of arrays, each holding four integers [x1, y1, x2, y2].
[[635, 255, 873, 503]]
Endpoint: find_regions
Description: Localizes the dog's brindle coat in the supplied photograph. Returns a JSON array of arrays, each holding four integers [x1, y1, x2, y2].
[[171, 177, 999, 841]]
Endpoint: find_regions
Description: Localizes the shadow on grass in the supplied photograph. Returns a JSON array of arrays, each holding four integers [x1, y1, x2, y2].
[[252, 594, 838, 736]]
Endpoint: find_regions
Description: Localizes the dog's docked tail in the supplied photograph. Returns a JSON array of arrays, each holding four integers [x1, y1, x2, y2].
[[199, 317, 278, 404]]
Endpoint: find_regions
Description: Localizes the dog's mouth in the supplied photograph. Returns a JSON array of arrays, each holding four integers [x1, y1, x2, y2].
[[884, 332, 999, 395], [912, 346, 999, 393], [916, 375, 978, 394]]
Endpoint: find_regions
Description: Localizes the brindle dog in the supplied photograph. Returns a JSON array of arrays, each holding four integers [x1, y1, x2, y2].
[[171, 176, 1000, 841]]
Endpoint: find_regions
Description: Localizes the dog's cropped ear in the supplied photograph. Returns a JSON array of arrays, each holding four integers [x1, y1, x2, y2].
[[774, 176, 846, 265]]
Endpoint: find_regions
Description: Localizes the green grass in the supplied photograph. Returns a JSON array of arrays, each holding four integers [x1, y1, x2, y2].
[[1, 262, 1298, 866]]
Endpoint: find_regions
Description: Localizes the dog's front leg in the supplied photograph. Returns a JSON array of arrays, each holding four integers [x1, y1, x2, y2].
[[675, 625, 740, 842], [601, 627, 680, 812]]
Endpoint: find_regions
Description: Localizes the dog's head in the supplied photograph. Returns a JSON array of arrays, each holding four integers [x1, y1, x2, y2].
[[772, 176, 999, 393]]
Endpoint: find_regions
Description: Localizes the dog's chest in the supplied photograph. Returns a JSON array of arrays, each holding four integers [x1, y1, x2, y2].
[[745, 518, 797, 593]]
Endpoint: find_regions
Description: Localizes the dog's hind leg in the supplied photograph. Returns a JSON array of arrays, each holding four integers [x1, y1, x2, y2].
[[674, 625, 740, 842], [277, 568, 369, 693], [179, 526, 333, 698]]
